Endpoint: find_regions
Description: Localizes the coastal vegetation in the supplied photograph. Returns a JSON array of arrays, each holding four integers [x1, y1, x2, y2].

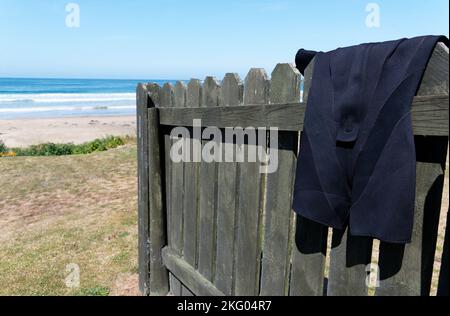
[[0, 136, 133, 157]]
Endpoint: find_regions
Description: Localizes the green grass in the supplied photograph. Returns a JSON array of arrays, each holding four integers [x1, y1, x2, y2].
[[4, 135, 133, 157], [0, 144, 139, 296], [74, 286, 110, 296]]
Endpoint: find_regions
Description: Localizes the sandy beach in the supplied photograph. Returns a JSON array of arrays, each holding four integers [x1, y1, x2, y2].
[[0, 116, 136, 148]]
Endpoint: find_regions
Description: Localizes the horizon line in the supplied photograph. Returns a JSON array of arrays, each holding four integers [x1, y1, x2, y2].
[[0, 76, 188, 82]]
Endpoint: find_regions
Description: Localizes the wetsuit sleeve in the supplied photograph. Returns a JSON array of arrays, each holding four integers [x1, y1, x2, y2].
[[295, 49, 317, 75]]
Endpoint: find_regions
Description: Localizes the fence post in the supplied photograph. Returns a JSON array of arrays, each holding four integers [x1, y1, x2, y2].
[[137, 83, 169, 296], [137, 83, 151, 295]]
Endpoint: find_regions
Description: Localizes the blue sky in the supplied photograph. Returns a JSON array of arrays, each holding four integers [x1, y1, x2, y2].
[[0, 0, 448, 79]]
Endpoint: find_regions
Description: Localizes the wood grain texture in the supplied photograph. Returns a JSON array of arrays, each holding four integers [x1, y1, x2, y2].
[[160, 82, 183, 295], [174, 81, 187, 108], [171, 82, 186, 257], [376, 143, 447, 296], [410, 95, 449, 135], [417, 42, 449, 96], [233, 69, 268, 296], [187, 79, 202, 108], [183, 79, 202, 270], [289, 60, 328, 296], [159, 95, 448, 136], [289, 217, 328, 296], [180, 286, 195, 296], [220, 73, 243, 106], [162, 247, 225, 296], [147, 107, 170, 296], [173, 81, 190, 295], [376, 43, 449, 296], [198, 77, 221, 282], [214, 73, 242, 295], [260, 64, 300, 296], [137, 83, 150, 295], [327, 229, 372, 296], [160, 83, 174, 108]]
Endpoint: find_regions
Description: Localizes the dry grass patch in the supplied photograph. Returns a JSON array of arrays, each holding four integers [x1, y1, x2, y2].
[[0, 144, 138, 295]]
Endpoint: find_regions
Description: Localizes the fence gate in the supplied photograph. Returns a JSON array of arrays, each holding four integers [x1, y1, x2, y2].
[[137, 42, 449, 296]]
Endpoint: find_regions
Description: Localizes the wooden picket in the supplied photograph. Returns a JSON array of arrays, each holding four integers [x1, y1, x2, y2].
[[214, 73, 242, 295]]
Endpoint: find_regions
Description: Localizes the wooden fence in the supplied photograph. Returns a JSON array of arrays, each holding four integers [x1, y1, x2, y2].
[[137, 42, 449, 296]]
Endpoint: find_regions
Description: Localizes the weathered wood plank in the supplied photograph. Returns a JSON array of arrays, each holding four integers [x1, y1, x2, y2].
[[411, 43, 449, 296], [376, 139, 448, 296], [198, 77, 221, 282], [220, 73, 243, 106], [289, 60, 328, 296], [260, 64, 300, 296], [418, 142, 448, 296], [376, 43, 449, 296], [148, 83, 161, 107], [214, 73, 242, 295], [162, 247, 225, 296], [187, 79, 203, 108], [171, 81, 186, 257], [173, 81, 190, 295], [269, 63, 302, 105], [149, 84, 173, 297], [410, 95, 449, 136], [165, 128, 181, 296], [289, 217, 328, 296], [160, 82, 183, 296], [302, 57, 314, 104], [160, 82, 174, 107], [160, 102, 305, 130], [147, 107, 170, 296], [327, 229, 372, 296], [174, 81, 187, 107], [180, 285, 195, 296], [137, 83, 151, 295], [181, 79, 202, 296], [417, 42, 449, 95], [158, 95, 449, 136], [233, 69, 268, 296], [183, 79, 202, 271]]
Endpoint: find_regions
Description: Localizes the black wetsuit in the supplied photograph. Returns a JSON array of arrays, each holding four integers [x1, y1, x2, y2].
[[293, 35, 448, 243]]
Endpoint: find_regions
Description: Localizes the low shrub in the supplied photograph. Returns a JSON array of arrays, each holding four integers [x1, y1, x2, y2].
[[74, 286, 110, 296], [3, 136, 131, 157], [71, 136, 126, 155], [15, 143, 76, 156]]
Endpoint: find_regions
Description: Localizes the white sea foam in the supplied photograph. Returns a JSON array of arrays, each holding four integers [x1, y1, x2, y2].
[[0, 105, 135, 113], [0, 93, 135, 103]]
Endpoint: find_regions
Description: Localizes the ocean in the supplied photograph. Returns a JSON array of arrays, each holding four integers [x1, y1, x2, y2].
[[0, 78, 177, 119]]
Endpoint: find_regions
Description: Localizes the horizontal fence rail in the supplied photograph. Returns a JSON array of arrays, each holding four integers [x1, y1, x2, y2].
[[158, 95, 449, 136], [137, 42, 449, 296]]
